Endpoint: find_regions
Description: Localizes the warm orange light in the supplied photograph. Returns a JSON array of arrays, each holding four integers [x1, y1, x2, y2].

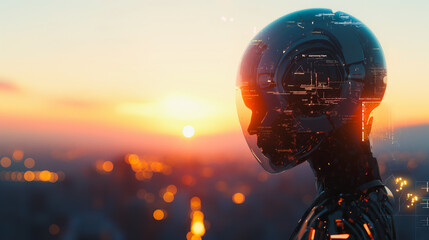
[[330, 234, 350, 239], [394, 177, 408, 192], [0, 157, 11, 168], [190, 196, 201, 210], [39, 170, 51, 182], [102, 161, 114, 172], [153, 209, 165, 220], [191, 221, 205, 236], [183, 125, 195, 138], [24, 158, 35, 168], [135, 172, 145, 181], [191, 235, 202, 240], [186, 232, 193, 240], [12, 150, 24, 161], [363, 223, 374, 240], [50, 172, 59, 183], [232, 193, 245, 204], [192, 211, 204, 222], [131, 162, 143, 172], [150, 162, 163, 172], [127, 154, 139, 165], [24, 171, 35, 182], [309, 227, 315, 240], [135, 171, 153, 181], [166, 184, 178, 195], [163, 192, 175, 203], [144, 170, 153, 179]]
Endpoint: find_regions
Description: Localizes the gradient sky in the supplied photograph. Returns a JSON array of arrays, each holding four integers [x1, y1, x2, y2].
[[0, 0, 428, 155]]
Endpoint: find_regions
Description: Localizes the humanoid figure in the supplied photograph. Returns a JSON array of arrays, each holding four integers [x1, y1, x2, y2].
[[236, 9, 396, 239]]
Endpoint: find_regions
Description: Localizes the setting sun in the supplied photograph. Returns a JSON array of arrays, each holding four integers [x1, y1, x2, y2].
[[183, 125, 195, 138]]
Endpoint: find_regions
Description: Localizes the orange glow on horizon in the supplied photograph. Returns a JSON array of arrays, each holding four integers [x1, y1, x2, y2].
[[0, 0, 427, 152], [1, 89, 429, 141], [115, 95, 237, 137]]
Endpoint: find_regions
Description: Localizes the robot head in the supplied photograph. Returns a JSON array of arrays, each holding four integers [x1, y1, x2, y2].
[[236, 9, 387, 173]]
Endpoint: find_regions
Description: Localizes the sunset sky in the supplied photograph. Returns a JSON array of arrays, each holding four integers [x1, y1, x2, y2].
[[0, 0, 428, 156]]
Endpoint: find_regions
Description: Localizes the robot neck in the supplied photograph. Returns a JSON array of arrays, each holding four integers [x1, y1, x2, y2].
[[307, 129, 381, 194]]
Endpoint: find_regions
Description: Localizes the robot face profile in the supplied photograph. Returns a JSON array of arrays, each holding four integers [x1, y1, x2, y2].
[[236, 9, 387, 173]]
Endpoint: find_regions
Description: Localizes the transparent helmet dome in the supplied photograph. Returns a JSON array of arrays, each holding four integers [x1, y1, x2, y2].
[[236, 9, 387, 173]]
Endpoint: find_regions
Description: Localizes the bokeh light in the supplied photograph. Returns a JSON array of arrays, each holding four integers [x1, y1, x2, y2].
[[166, 184, 178, 195], [163, 192, 174, 203], [39, 170, 51, 182], [102, 161, 114, 173], [12, 150, 24, 161], [190, 197, 201, 211], [24, 158, 35, 169], [232, 193, 245, 204], [0, 157, 11, 168], [191, 221, 205, 236], [192, 211, 204, 222], [153, 209, 165, 221], [24, 171, 35, 182]]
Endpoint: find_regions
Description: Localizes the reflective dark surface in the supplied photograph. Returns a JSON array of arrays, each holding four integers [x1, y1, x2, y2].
[[236, 8, 387, 173]]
